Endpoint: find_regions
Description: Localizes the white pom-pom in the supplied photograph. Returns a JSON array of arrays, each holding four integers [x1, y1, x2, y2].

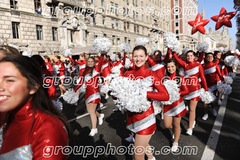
[[153, 100, 162, 115], [200, 88, 216, 104], [235, 49, 240, 55], [52, 100, 63, 110], [217, 82, 232, 95], [224, 56, 239, 67], [163, 32, 181, 52], [111, 65, 121, 75], [22, 51, 32, 57], [93, 37, 112, 53], [119, 43, 132, 53], [62, 49, 72, 58], [109, 76, 153, 112], [9, 44, 19, 50], [228, 72, 236, 79], [63, 88, 79, 104], [161, 80, 180, 105], [182, 48, 190, 55], [224, 76, 233, 85], [219, 47, 224, 52], [196, 42, 209, 52], [135, 37, 150, 46], [124, 58, 131, 69], [152, 46, 157, 54], [76, 83, 86, 93], [110, 54, 116, 62]]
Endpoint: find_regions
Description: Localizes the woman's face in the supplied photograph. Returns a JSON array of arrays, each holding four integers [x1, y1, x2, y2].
[[186, 52, 195, 62], [87, 58, 95, 67], [129, 53, 133, 60], [167, 62, 176, 74], [216, 52, 221, 59], [0, 62, 36, 112], [133, 49, 148, 68], [116, 55, 120, 61], [206, 54, 214, 63]]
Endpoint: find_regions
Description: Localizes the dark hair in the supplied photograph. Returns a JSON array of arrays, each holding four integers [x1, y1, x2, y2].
[[133, 45, 147, 56], [31, 55, 47, 70], [153, 50, 162, 63], [56, 55, 61, 60], [214, 51, 221, 57], [43, 55, 51, 62], [0, 45, 20, 57], [117, 53, 121, 60], [165, 59, 181, 85], [0, 55, 71, 135], [82, 56, 95, 77], [186, 50, 196, 57]]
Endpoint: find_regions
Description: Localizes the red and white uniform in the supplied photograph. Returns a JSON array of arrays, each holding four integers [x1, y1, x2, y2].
[[55, 61, 65, 81], [42, 69, 56, 99], [163, 73, 189, 117], [68, 56, 86, 76], [101, 60, 111, 81], [173, 53, 208, 101], [124, 65, 169, 135], [197, 52, 205, 64], [0, 100, 68, 159], [45, 62, 53, 73], [74, 54, 104, 104], [203, 62, 224, 93]]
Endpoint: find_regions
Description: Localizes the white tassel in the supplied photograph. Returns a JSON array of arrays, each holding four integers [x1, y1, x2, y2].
[[161, 80, 180, 105], [217, 82, 232, 95], [109, 76, 153, 112], [223, 76, 233, 85], [119, 43, 132, 53], [228, 72, 236, 79], [22, 51, 33, 57], [62, 49, 72, 58], [224, 56, 240, 67], [111, 65, 122, 75], [63, 88, 79, 104], [153, 100, 162, 115], [124, 58, 131, 69], [110, 54, 116, 62], [52, 100, 63, 110], [200, 88, 216, 104], [163, 32, 181, 52], [93, 37, 112, 53], [135, 37, 150, 46], [196, 42, 209, 52]]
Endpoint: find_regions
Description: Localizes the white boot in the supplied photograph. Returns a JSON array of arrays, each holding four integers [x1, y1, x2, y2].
[[98, 114, 104, 125], [89, 128, 98, 136], [125, 134, 135, 142], [171, 142, 179, 152], [202, 113, 208, 120]]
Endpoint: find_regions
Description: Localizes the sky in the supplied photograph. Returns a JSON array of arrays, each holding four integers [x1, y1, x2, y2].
[[198, 0, 238, 48]]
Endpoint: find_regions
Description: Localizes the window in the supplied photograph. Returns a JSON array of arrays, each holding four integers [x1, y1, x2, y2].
[[136, 12, 138, 20], [36, 25, 43, 40], [101, 0, 104, 8], [91, 0, 95, 5], [52, 27, 58, 41], [102, 16, 105, 25], [127, 22, 130, 30], [34, 0, 41, 14], [141, 1, 143, 8], [10, 0, 18, 9], [93, 15, 96, 25], [70, 30, 75, 42], [175, 15, 179, 19], [12, 22, 19, 39], [115, 4, 118, 14], [111, 18, 115, 29], [112, 35, 115, 45], [116, 20, 119, 29], [124, 22, 127, 31], [103, 34, 106, 37], [176, 30, 179, 34], [123, 7, 126, 16], [133, 11, 135, 20], [134, 24, 136, 32], [146, 16, 148, 23], [110, 2, 114, 12], [176, 22, 178, 27], [146, 4, 148, 12], [127, 8, 129, 15], [124, 37, 127, 42], [136, 0, 138, 6]]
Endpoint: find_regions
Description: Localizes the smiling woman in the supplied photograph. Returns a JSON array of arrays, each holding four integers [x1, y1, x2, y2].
[[0, 56, 70, 160]]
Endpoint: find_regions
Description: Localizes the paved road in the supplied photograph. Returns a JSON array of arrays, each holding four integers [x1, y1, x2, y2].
[[60, 69, 240, 160]]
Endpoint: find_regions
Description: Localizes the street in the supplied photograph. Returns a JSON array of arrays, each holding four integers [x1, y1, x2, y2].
[[61, 69, 240, 160]]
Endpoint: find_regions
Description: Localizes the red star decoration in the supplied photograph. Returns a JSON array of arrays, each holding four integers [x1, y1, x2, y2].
[[211, 7, 237, 30], [188, 13, 210, 35]]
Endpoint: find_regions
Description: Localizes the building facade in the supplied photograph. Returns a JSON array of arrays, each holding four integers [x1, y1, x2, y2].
[[0, 0, 174, 55], [171, 0, 199, 51]]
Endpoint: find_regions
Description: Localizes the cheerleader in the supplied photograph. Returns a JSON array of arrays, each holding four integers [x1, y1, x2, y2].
[[147, 49, 171, 79], [43, 55, 53, 74], [53, 56, 66, 96], [74, 53, 105, 136], [123, 46, 169, 160], [202, 52, 224, 120], [163, 59, 189, 152], [68, 54, 86, 76], [0, 56, 69, 159], [110, 53, 125, 76], [173, 50, 208, 136]]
